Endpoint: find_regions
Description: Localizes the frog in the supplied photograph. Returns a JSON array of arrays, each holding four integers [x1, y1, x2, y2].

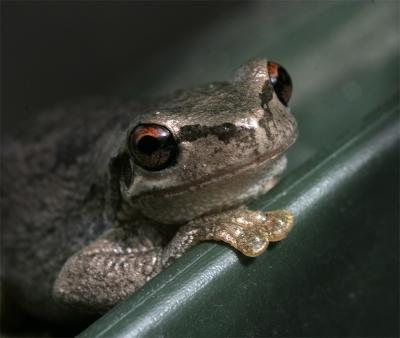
[[0, 58, 297, 320]]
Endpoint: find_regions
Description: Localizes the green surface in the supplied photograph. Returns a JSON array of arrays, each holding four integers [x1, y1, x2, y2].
[[80, 2, 399, 337]]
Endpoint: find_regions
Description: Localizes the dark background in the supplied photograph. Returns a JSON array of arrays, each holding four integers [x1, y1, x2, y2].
[[2, 2, 242, 131]]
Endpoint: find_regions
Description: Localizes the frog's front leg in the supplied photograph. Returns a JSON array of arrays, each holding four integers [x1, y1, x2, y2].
[[53, 226, 164, 313], [162, 207, 294, 267]]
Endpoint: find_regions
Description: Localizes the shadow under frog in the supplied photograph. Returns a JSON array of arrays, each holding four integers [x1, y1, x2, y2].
[[1, 58, 297, 320]]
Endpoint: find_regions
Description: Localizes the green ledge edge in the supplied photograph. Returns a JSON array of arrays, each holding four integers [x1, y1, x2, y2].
[[79, 99, 399, 337]]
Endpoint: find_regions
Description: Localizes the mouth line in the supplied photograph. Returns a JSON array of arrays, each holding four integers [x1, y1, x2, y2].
[[129, 143, 292, 200]]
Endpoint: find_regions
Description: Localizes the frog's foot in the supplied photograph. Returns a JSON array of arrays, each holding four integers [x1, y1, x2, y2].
[[162, 208, 294, 266], [263, 210, 295, 241], [209, 209, 294, 257]]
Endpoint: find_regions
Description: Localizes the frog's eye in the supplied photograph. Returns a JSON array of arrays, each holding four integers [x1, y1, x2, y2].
[[129, 124, 178, 171], [267, 61, 292, 106]]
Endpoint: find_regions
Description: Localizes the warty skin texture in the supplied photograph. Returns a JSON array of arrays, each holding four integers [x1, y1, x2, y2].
[[1, 58, 297, 320]]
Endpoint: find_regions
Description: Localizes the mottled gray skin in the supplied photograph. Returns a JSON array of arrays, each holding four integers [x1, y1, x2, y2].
[[1, 59, 297, 319]]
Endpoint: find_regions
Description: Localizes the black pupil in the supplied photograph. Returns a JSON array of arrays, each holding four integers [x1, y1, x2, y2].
[[137, 136, 161, 155]]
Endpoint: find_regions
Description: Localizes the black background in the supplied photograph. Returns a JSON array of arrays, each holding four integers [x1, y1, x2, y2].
[[2, 2, 242, 131]]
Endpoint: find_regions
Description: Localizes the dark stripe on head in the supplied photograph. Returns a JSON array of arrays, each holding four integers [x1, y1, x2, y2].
[[177, 123, 242, 144]]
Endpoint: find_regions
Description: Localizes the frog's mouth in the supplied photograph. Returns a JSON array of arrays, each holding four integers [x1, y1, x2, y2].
[[131, 141, 292, 198], [114, 151, 289, 226]]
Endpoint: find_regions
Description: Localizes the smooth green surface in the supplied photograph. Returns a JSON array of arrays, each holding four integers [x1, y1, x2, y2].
[[80, 2, 399, 337]]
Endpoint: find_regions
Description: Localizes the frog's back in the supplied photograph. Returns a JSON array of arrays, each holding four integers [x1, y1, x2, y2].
[[0, 98, 136, 320]]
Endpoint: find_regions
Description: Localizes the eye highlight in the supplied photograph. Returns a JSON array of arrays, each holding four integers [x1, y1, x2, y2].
[[267, 61, 292, 106], [129, 124, 178, 171]]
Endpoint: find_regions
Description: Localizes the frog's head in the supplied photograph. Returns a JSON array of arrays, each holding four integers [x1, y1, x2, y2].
[[113, 58, 297, 224]]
